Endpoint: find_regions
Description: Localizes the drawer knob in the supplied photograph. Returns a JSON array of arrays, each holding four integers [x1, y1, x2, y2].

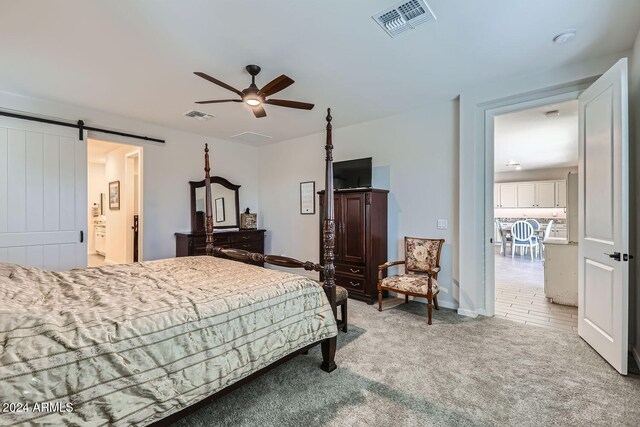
[[349, 268, 360, 273], [243, 236, 251, 240], [349, 281, 360, 287]]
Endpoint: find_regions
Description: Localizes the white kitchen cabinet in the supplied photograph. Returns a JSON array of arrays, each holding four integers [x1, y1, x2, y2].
[[555, 180, 567, 208], [499, 183, 518, 208], [495, 180, 566, 209], [536, 182, 556, 208], [517, 183, 536, 207]]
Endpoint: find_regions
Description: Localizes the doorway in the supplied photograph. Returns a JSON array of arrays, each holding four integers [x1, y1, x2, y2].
[[87, 139, 143, 266], [493, 100, 579, 333]]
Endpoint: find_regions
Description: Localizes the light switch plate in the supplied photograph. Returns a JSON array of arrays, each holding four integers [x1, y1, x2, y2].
[[437, 219, 448, 230]]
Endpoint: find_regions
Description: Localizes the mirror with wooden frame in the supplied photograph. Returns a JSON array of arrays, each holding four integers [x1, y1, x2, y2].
[[190, 177, 241, 231]]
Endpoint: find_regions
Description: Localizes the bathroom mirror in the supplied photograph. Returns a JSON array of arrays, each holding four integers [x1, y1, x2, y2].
[[190, 177, 240, 231]]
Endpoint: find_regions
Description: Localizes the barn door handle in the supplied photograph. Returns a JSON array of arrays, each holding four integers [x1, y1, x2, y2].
[[80, 230, 84, 243], [623, 254, 634, 261], [604, 252, 621, 261]]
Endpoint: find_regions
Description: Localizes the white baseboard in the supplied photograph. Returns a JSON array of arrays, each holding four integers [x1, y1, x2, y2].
[[457, 308, 479, 318], [632, 346, 640, 371]]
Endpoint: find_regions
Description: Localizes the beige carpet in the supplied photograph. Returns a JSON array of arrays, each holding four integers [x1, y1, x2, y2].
[[174, 298, 640, 427]]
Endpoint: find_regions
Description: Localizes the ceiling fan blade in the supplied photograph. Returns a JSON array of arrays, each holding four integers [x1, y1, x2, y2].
[[194, 72, 244, 97], [259, 75, 294, 97], [265, 99, 314, 110], [195, 99, 242, 104], [252, 104, 267, 118]]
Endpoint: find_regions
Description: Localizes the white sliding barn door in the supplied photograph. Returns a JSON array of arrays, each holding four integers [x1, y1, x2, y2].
[[578, 58, 629, 374], [0, 117, 87, 270]]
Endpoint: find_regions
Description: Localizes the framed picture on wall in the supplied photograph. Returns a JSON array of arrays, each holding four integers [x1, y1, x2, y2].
[[215, 197, 225, 223], [109, 181, 120, 210], [300, 181, 315, 214]]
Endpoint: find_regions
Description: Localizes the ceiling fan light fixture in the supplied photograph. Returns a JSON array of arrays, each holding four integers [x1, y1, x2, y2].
[[245, 98, 261, 106]]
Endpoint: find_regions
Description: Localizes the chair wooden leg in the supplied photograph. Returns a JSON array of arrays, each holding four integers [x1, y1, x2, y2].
[[427, 298, 433, 325], [405, 294, 409, 303], [378, 289, 383, 312], [341, 300, 348, 333], [433, 294, 440, 310]]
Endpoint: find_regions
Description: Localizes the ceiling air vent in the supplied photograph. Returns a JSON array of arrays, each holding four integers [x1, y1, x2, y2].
[[373, 0, 436, 38], [183, 110, 213, 120]]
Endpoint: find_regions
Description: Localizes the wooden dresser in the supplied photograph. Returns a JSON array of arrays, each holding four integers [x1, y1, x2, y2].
[[318, 189, 388, 304], [175, 230, 266, 267]]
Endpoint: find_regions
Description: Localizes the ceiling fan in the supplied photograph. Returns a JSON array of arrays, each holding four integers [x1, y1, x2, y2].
[[194, 65, 314, 118]]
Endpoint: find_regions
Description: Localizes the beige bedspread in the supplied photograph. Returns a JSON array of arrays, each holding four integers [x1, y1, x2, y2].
[[0, 256, 337, 426]]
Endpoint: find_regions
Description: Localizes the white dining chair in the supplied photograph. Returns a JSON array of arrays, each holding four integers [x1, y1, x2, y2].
[[540, 220, 554, 256], [511, 220, 538, 260]]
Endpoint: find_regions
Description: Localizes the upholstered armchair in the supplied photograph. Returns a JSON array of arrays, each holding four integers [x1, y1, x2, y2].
[[377, 237, 445, 325]]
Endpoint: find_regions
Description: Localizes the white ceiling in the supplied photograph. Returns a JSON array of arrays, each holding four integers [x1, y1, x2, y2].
[[1, 1, 639, 143], [494, 100, 578, 173], [87, 138, 131, 163]]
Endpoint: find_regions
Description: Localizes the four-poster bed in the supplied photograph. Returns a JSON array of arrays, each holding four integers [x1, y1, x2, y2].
[[0, 109, 339, 427], [205, 108, 337, 373]]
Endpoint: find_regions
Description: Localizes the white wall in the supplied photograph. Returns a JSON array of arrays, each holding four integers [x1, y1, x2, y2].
[[87, 161, 105, 253], [0, 91, 261, 261], [258, 101, 460, 308], [458, 50, 631, 316], [629, 28, 640, 365]]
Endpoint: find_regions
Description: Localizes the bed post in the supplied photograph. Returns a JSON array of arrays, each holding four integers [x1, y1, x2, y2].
[[321, 108, 337, 373], [204, 143, 214, 256]]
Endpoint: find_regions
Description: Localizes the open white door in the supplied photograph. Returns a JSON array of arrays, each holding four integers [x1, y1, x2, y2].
[[578, 58, 629, 374], [0, 116, 87, 270]]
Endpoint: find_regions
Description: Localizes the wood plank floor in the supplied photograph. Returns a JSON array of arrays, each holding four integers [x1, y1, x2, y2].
[[494, 247, 578, 333]]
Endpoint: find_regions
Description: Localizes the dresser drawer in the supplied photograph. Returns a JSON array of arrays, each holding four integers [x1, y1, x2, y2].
[[335, 273, 366, 294], [335, 263, 366, 277], [191, 234, 230, 246], [231, 232, 263, 243], [232, 241, 263, 252]]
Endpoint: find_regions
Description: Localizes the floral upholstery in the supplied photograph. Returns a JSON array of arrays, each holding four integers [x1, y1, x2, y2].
[[381, 274, 439, 295], [405, 237, 443, 275], [336, 285, 348, 303]]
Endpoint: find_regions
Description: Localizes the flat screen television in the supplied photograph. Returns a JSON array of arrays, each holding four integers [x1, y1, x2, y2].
[[333, 157, 372, 190]]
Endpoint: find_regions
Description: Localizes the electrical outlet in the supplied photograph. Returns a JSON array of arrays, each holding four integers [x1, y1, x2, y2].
[[437, 219, 448, 230]]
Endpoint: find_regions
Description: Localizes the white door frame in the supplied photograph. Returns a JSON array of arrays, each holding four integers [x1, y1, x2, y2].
[[481, 80, 596, 316], [125, 149, 143, 262]]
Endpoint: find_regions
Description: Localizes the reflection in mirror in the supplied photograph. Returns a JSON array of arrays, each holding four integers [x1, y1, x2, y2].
[[194, 184, 238, 227]]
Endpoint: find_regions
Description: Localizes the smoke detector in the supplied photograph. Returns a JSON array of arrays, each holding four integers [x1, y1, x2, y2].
[[183, 110, 214, 120], [373, 0, 436, 38]]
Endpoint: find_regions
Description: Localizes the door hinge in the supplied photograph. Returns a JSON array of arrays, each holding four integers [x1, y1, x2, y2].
[[623, 253, 634, 261], [490, 238, 493, 244]]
